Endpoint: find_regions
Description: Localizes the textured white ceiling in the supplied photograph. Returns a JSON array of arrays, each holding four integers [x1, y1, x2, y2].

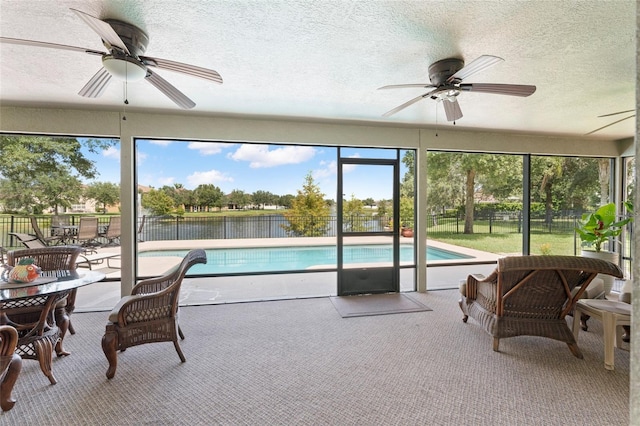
[[0, 0, 636, 140]]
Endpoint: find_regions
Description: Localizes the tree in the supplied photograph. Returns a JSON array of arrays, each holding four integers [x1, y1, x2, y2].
[[252, 190, 277, 209], [343, 194, 367, 232], [160, 183, 194, 211], [400, 151, 415, 198], [282, 172, 330, 236], [0, 135, 116, 212], [226, 189, 250, 209], [278, 194, 295, 209], [84, 182, 120, 213], [377, 199, 392, 220], [141, 189, 174, 216], [0, 169, 84, 214], [362, 198, 376, 208], [194, 184, 224, 211], [0, 135, 114, 182]]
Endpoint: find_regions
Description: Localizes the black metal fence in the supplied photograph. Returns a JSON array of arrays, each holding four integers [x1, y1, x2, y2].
[[0, 211, 598, 248], [1, 211, 633, 282]]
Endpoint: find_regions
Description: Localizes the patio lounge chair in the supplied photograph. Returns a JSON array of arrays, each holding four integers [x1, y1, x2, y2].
[[101, 249, 207, 379], [8, 232, 47, 249], [30, 216, 62, 246], [75, 217, 99, 248], [458, 255, 623, 358], [4, 246, 84, 384], [137, 215, 146, 242], [99, 216, 121, 246]]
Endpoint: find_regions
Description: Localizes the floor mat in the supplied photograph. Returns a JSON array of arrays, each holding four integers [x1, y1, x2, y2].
[[330, 293, 432, 318]]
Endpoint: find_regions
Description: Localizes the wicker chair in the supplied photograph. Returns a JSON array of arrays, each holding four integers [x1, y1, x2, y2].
[[459, 255, 623, 358], [102, 249, 207, 379], [0, 325, 21, 411], [4, 246, 83, 384]]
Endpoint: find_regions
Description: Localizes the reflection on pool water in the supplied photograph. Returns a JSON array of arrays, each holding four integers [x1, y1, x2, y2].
[[139, 244, 473, 274]]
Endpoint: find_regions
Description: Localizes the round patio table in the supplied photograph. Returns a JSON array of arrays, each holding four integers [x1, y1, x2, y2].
[[0, 269, 105, 386]]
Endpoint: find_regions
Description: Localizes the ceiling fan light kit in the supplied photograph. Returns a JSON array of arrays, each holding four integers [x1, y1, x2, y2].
[[102, 55, 147, 81], [379, 55, 536, 122], [0, 8, 222, 109]]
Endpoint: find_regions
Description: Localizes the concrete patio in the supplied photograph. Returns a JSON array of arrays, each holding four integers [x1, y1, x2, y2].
[[75, 238, 501, 312]]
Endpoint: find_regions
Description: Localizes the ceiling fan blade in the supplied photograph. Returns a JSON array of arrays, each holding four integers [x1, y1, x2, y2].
[[382, 92, 433, 117], [145, 70, 196, 109], [70, 8, 130, 54], [447, 55, 503, 82], [585, 114, 635, 135], [459, 83, 536, 97], [442, 99, 463, 121], [0, 36, 104, 56], [78, 68, 112, 98], [378, 83, 435, 90], [598, 109, 635, 118], [141, 56, 223, 84]]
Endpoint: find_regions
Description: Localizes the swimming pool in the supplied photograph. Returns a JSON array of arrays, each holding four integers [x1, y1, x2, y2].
[[139, 244, 473, 274]]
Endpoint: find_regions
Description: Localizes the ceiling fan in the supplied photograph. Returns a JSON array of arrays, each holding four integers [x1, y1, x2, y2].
[[0, 8, 222, 109], [585, 109, 635, 135], [379, 55, 536, 121]]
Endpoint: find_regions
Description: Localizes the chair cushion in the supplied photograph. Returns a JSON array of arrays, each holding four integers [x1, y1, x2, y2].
[[459, 279, 466, 296], [619, 292, 631, 304], [571, 277, 604, 299]]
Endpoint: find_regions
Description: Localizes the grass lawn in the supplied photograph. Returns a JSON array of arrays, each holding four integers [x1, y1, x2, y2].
[[428, 231, 577, 256]]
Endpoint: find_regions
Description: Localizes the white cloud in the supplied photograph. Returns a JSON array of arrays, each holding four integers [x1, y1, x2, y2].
[[228, 144, 316, 168], [103, 146, 120, 160], [186, 170, 234, 188], [149, 140, 172, 146], [188, 142, 233, 155], [313, 160, 336, 179], [313, 159, 356, 179]]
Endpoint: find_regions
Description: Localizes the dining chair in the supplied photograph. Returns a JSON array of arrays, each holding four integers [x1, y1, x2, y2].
[[0, 325, 22, 411], [4, 246, 83, 384], [102, 249, 207, 379], [0, 325, 21, 411]]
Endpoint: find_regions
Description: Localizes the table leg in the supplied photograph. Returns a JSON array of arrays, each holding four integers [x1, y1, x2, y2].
[[602, 311, 616, 371]]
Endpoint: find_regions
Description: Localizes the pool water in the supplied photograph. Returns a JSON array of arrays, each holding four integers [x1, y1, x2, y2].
[[140, 244, 473, 274]]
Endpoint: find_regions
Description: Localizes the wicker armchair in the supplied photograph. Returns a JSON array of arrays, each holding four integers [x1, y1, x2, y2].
[[459, 255, 623, 357], [102, 249, 207, 379], [0, 325, 21, 411], [4, 246, 83, 384]]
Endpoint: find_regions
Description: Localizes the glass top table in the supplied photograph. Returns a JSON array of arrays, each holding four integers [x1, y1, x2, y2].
[[0, 269, 106, 301], [0, 269, 105, 385]]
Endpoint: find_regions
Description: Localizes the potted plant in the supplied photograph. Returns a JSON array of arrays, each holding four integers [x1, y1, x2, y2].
[[576, 201, 633, 294]]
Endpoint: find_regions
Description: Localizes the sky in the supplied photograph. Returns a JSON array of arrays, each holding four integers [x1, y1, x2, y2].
[[82, 139, 409, 201]]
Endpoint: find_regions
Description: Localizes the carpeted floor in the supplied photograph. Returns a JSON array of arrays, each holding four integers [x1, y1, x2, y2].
[[3, 290, 630, 425]]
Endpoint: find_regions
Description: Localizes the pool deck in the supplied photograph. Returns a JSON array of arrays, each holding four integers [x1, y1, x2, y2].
[[75, 237, 500, 312]]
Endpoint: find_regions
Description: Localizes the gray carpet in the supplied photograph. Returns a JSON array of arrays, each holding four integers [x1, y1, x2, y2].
[[330, 293, 432, 317], [4, 290, 630, 425]]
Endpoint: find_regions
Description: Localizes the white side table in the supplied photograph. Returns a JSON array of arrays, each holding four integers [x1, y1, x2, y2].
[[572, 299, 631, 370]]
